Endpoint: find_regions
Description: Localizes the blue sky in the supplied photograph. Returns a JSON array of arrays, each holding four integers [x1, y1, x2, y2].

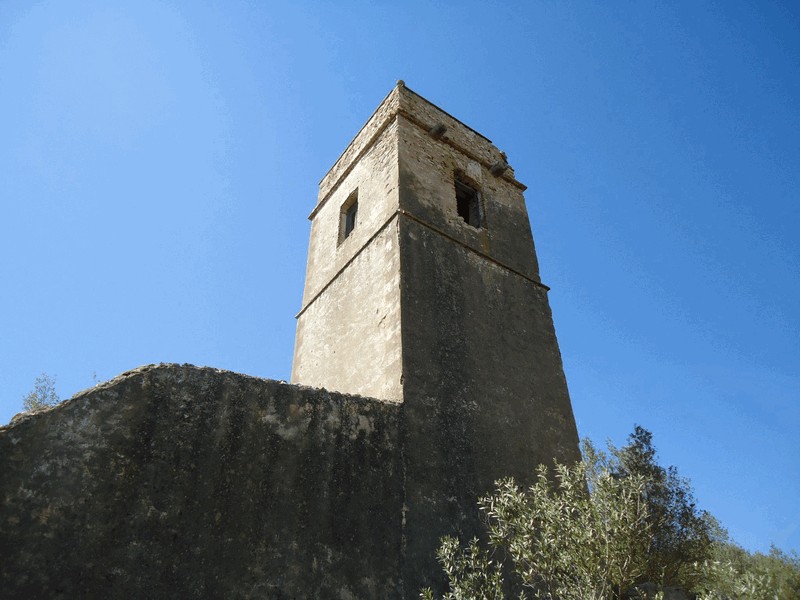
[[1, 1, 798, 554]]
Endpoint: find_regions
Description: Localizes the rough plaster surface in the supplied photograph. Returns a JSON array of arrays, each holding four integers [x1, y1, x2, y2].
[[0, 361, 575, 599], [398, 216, 581, 590], [293, 222, 403, 401], [0, 364, 404, 599], [293, 113, 403, 401], [397, 112, 541, 282], [300, 118, 401, 306]]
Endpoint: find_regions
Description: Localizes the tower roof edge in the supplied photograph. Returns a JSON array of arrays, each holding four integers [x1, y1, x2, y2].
[[313, 84, 523, 220]]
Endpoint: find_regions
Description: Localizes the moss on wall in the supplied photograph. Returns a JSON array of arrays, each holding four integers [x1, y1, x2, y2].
[[0, 364, 403, 599]]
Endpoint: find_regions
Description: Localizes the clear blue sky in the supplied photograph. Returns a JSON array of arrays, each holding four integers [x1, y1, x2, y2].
[[1, 1, 798, 555]]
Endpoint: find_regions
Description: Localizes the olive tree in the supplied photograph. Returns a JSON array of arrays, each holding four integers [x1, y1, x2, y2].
[[422, 451, 654, 599], [422, 428, 797, 600], [423, 428, 719, 599], [22, 373, 60, 411]]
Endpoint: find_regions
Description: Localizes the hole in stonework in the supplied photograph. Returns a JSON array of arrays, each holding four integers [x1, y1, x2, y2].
[[344, 202, 357, 237], [339, 190, 359, 244], [455, 176, 482, 228]]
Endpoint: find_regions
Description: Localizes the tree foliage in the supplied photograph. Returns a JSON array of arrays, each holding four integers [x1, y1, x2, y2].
[[696, 536, 800, 600], [423, 456, 654, 600], [602, 425, 714, 588], [423, 427, 799, 600], [490, 460, 654, 599], [22, 373, 60, 411], [420, 537, 504, 600]]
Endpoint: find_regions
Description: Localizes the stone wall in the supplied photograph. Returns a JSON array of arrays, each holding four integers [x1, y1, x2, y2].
[[0, 364, 404, 599], [397, 216, 581, 590], [396, 106, 541, 282], [293, 114, 404, 402], [391, 86, 580, 588]]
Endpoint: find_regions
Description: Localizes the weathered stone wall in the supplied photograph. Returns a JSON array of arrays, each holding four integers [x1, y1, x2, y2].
[[396, 107, 541, 282], [393, 86, 581, 590], [397, 216, 581, 591], [0, 83, 585, 599], [289, 82, 581, 593], [397, 84, 508, 173], [0, 364, 404, 599], [292, 113, 403, 401], [292, 221, 404, 401], [299, 118, 401, 307]]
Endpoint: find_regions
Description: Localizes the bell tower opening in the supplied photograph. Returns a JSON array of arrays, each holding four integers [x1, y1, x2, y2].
[[454, 174, 482, 228]]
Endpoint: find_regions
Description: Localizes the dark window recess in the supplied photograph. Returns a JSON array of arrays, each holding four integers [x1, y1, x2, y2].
[[455, 178, 482, 228], [344, 201, 358, 237], [339, 191, 358, 244]]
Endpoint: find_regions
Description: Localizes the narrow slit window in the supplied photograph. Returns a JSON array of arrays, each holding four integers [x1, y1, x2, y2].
[[344, 202, 357, 237], [339, 190, 358, 244], [455, 176, 482, 228]]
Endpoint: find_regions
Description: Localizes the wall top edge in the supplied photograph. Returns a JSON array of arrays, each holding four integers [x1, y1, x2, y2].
[[314, 82, 524, 217]]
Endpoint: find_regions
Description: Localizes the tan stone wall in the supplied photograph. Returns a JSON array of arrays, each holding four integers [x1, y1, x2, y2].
[[292, 222, 403, 401], [397, 216, 581, 592], [293, 104, 403, 401], [317, 86, 401, 206], [2, 84, 583, 600], [385, 85, 578, 590], [397, 85, 513, 177], [290, 84, 580, 594], [397, 111, 541, 282], [299, 118, 400, 307]]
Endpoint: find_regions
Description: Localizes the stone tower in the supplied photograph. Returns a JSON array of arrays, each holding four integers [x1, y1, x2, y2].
[[0, 82, 581, 600], [292, 82, 580, 593]]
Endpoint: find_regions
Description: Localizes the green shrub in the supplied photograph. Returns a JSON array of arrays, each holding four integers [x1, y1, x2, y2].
[[423, 427, 798, 600]]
